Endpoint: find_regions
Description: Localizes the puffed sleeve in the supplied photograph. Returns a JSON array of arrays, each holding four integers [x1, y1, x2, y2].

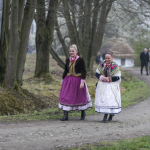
[[95, 65, 102, 79], [80, 58, 86, 79], [111, 76, 120, 82]]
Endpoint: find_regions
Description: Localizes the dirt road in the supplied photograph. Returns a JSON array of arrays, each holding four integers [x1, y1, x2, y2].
[[0, 67, 150, 150]]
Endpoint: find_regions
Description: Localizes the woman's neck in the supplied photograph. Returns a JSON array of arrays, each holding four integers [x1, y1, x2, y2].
[[71, 55, 77, 58]]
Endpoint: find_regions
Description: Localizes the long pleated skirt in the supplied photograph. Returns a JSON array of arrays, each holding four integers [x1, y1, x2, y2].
[[95, 82, 121, 114], [59, 76, 92, 111]]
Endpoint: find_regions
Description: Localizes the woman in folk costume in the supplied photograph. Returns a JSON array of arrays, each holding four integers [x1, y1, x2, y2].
[[95, 51, 121, 123], [59, 44, 92, 121]]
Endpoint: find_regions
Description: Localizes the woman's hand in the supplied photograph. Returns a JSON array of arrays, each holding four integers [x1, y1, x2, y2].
[[61, 79, 63, 86], [80, 83, 84, 89], [102, 77, 108, 82]]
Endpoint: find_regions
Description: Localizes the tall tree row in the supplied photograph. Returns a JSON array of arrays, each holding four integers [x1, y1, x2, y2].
[[35, 0, 58, 78], [0, 0, 9, 84], [0, 0, 37, 88], [1, 0, 149, 90], [16, 0, 37, 85], [0, 0, 59, 89], [53, 0, 115, 74]]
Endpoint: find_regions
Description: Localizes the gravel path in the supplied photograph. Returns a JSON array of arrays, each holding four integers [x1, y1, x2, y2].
[[0, 67, 150, 150]]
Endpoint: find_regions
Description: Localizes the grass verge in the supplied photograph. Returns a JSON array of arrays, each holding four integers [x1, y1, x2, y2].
[[68, 135, 150, 150], [0, 70, 150, 122], [121, 70, 150, 107]]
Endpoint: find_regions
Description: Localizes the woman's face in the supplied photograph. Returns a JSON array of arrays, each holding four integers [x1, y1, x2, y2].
[[105, 54, 113, 64], [69, 47, 77, 58]]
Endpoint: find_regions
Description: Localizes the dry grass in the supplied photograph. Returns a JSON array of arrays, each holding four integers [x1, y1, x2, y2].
[[23, 54, 150, 109], [0, 54, 150, 121], [23, 54, 128, 102], [23, 54, 99, 100]]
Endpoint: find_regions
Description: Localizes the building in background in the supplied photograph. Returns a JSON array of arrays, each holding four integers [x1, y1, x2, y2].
[[100, 37, 135, 67]]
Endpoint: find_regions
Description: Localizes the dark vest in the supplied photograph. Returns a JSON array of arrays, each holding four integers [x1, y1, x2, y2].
[[62, 57, 86, 79]]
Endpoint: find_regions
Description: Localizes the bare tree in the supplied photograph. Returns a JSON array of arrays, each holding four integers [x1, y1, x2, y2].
[[0, 0, 37, 88], [108, 0, 150, 40], [35, 0, 58, 78], [0, 0, 10, 84], [5, 0, 20, 88], [16, 0, 37, 85], [53, 0, 114, 74]]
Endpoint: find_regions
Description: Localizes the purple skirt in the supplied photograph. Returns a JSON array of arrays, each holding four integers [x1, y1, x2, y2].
[[59, 76, 88, 106]]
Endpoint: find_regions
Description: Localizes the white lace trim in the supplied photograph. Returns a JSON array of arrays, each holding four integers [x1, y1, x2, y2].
[[95, 107, 121, 114]]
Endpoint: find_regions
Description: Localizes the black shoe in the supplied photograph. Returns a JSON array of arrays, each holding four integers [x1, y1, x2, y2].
[[147, 74, 149, 75], [80, 110, 86, 120], [108, 114, 114, 121], [61, 111, 68, 121], [102, 114, 108, 123]]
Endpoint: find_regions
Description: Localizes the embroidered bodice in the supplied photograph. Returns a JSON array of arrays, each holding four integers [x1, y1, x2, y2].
[[62, 56, 86, 79], [67, 61, 82, 77]]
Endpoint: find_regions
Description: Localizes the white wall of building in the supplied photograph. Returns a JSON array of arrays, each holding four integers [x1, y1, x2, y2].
[[112, 58, 134, 67], [113, 58, 121, 66], [125, 58, 134, 67]]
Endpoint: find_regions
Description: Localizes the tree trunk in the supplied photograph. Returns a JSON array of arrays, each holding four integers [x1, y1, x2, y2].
[[35, 27, 50, 77], [16, 0, 37, 85], [78, 0, 84, 56], [56, 0, 114, 75], [50, 47, 65, 69], [0, 0, 10, 84], [62, 0, 77, 45], [55, 15, 69, 58], [35, 0, 58, 78], [18, 0, 25, 32], [69, 1, 81, 55], [35, 0, 47, 77], [5, 0, 19, 88], [81, 0, 93, 69], [88, 0, 114, 74]]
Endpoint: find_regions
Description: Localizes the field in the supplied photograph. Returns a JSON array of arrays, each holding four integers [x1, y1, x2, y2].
[[0, 54, 150, 122], [70, 136, 150, 150], [1, 54, 150, 150]]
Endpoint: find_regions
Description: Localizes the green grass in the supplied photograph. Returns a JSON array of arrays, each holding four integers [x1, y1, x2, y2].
[[66, 70, 150, 150], [69, 136, 150, 150], [121, 70, 150, 107], [0, 101, 95, 122], [0, 70, 150, 122]]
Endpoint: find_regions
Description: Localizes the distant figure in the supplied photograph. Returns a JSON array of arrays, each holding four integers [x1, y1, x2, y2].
[[140, 48, 149, 75], [95, 52, 101, 64], [149, 48, 150, 74], [102, 51, 106, 60]]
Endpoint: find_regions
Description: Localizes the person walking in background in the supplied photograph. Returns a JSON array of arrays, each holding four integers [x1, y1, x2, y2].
[[140, 48, 149, 75], [95, 52, 101, 64], [102, 51, 106, 60], [59, 44, 92, 121], [95, 51, 121, 123], [148, 48, 150, 74]]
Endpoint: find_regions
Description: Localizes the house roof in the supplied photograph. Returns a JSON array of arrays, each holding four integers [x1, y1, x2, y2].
[[100, 38, 135, 59]]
